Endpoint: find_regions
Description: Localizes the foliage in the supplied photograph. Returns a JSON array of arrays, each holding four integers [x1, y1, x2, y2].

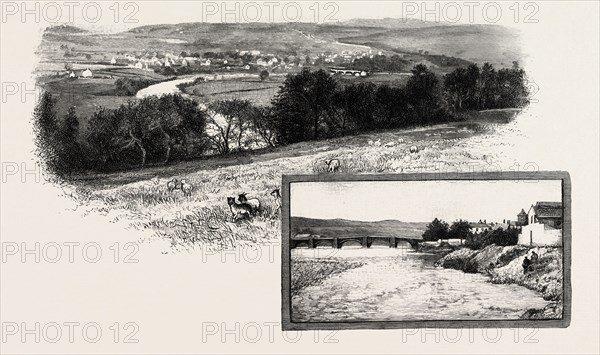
[[34, 62, 531, 177], [422, 218, 449, 241], [206, 99, 253, 154], [448, 220, 472, 240], [259, 70, 270, 81], [112, 78, 157, 96], [444, 62, 529, 111], [465, 227, 519, 250], [271, 69, 338, 144], [84, 94, 207, 171]]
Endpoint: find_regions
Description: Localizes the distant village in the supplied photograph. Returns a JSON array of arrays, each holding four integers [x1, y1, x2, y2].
[[62, 47, 387, 79]]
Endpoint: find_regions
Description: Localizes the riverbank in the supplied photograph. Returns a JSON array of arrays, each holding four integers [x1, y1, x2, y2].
[[434, 244, 564, 319], [291, 258, 366, 296]]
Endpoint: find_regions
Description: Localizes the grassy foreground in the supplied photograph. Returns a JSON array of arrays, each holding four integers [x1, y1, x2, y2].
[[66, 110, 523, 251]]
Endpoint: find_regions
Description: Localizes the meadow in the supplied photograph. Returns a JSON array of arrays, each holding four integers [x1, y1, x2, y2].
[[182, 77, 285, 106], [67, 109, 525, 252]]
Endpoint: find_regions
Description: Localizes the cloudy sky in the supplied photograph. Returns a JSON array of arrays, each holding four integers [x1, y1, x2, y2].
[[290, 180, 562, 223]]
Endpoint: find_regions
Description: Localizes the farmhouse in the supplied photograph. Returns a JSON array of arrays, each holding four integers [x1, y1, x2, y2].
[[518, 201, 563, 246], [471, 220, 491, 234]]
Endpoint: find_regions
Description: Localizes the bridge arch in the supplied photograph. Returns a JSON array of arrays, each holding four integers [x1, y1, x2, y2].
[[338, 238, 363, 248]]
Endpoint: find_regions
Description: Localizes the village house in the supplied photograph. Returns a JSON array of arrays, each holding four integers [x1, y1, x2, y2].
[[471, 220, 491, 234], [518, 201, 563, 246]]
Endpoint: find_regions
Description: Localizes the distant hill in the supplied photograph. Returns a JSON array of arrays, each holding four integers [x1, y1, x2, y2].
[[38, 19, 523, 72], [338, 24, 522, 67], [44, 24, 88, 35], [291, 217, 427, 239]]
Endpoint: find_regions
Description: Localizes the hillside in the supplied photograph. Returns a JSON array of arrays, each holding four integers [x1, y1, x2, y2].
[[37, 19, 523, 71], [338, 24, 522, 67], [291, 217, 427, 239]]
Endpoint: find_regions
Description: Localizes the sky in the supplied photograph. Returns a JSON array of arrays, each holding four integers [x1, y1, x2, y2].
[[290, 180, 562, 223]]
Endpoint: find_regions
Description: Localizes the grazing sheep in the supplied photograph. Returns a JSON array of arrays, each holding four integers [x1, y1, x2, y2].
[[398, 138, 405, 143], [180, 179, 193, 197], [384, 142, 396, 148], [409, 145, 419, 154], [227, 197, 252, 220], [323, 159, 341, 174], [238, 192, 261, 211], [373, 139, 381, 147], [167, 178, 181, 193], [367, 140, 374, 146]]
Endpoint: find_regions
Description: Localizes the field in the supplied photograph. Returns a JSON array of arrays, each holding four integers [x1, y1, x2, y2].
[[66, 109, 525, 252], [182, 77, 285, 106]]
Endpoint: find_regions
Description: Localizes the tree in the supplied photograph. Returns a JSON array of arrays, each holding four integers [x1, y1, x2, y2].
[[247, 105, 278, 148], [259, 70, 270, 81], [448, 220, 472, 240], [465, 227, 519, 249], [333, 82, 376, 133], [86, 107, 122, 170], [85, 94, 207, 170], [373, 85, 410, 128], [271, 69, 338, 144], [422, 218, 449, 241], [32, 92, 60, 174], [206, 99, 252, 154], [405, 64, 450, 124], [56, 106, 84, 174]]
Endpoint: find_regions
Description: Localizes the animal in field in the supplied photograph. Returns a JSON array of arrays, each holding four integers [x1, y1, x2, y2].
[[238, 192, 261, 212], [227, 197, 253, 220], [398, 138, 405, 143], [271, 188, 281, 209], [384, 141, 396, 148], [180, 179, 193, 197], [323, 159, 341, 174], [409, 145, 419, 154], [167, 178, 182, 193], [373, 139, 381, 147]]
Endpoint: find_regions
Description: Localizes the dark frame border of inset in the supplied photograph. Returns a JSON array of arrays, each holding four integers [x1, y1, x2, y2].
[[281, 171, 571, 330]]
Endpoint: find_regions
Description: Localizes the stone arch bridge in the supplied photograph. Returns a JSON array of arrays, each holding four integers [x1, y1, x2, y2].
[[290, 234, 420, 249]]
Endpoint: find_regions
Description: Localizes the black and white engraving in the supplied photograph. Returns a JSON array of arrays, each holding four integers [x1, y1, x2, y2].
[[282, 173, 571, 329]]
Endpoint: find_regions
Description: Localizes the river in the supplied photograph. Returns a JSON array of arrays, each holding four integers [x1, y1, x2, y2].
[[291, 245, 549, 322]]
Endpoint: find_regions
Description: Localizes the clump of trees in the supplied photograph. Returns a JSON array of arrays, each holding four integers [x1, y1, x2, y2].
[[111, 78, 157, 96], [271, 65, 454, 144], [465, 228, 519, 250], [444, 63, 529, 111], [33, 62, 530, 177], [33, 93, 208, 174], [421, 217, 519, 249]]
